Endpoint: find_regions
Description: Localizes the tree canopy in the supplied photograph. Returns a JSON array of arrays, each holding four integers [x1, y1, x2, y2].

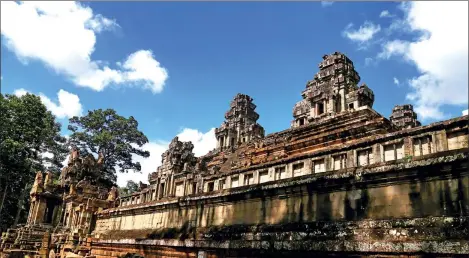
[[118, 180, 140, 196], [0, 93, 67, 231], [67, 109, 150, 188]]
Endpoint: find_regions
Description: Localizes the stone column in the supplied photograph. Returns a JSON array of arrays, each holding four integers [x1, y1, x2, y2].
[[27, 201, 35, 224], [340, 88, 345, 111], [183, 179, 187, 196]]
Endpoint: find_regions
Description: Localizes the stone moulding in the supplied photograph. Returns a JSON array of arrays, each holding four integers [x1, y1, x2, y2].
[[98, 150, 468, 217]]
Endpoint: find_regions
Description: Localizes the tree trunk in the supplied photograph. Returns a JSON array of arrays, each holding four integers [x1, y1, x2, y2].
[[0, 182, 8, 218], [13, 186, 29, 226]]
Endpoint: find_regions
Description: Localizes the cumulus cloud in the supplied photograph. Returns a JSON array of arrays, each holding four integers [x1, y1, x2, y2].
[[13, 88, 82, 119], [39, 89, 83, 119], [1, 1, 168, 93], [378, 2, 468, 120], [393, 77, 400, 86], [343, 21, 381, 43], [116, 128, 217, 186], [118, 140, 170, 187], [379, 10, 394, 18], [321, 1, 334, 7], [13, 88, 29, 97], [377, 40, 409, 59], [120, 50, 169, 93], [176, 128, 217, 157]]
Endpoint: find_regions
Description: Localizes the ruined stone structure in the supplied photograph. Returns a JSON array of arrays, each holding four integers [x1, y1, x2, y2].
[[390, 104, 422, 129], [215, 93, 265, 150], [2, 52, 469, 258], [1, 149, 117, 258], [291, 52, 374, 128]]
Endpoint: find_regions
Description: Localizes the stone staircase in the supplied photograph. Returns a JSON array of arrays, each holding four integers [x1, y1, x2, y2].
[[13, 224, 53, 251]]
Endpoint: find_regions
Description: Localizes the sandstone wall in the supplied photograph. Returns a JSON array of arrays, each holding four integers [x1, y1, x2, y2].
[[95, 153, 469, 234]]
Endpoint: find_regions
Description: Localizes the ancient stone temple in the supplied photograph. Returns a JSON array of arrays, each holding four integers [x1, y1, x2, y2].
[[291, 52, 374, 128], [215, 93, 265, 150], [390, 104, 422, 129], [2, 51, 469, 258], [1, 149, 118, 258]]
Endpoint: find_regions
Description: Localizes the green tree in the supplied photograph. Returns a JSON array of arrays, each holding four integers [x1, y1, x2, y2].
[[0, 93, 67, 231], [67, 109, 150, 188], [118, 180, 140, 196]]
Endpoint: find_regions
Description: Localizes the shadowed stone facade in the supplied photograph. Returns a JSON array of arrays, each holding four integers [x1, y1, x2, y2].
[[1, 52, 468, 258]]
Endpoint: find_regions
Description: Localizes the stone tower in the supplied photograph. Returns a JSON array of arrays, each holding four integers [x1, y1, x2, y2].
[[215, 93, 265, 150], [291, 51, 375, 128], [390, 104, 421, 129]]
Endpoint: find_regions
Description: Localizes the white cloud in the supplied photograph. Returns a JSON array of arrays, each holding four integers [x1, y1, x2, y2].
[[379, 10, 394, 18], [118, 140, 169, 187], [462, 109, 468, 116], [364, 57, 374, 66], [120, 50, 168, 94], [377, 40, 409, 59], [13, 88, 82, 119], [13, 88, 29, 97], [393, 77, 400, 86], [116, 128, 217, 187], [1, 1, 168, 93], [378, 2, 468, 120], [321, 1, 334, 7], [39, 89, 83, 119], [176, 128, 217, 157], [343, 21, 381, 43]]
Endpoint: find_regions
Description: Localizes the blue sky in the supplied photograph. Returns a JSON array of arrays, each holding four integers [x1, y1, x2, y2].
[[1, 2, 467, 185]]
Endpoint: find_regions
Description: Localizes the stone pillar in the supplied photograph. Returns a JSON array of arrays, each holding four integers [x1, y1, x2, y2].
[[32, 199, 47, 224], [27, 201, 35, 224], [169, 174, 175, 196], [164, 177, 170, 197], [340, 88, 345, 112], [403, 137, 412, 157], [434, 130, 448, 152], [226, 176, 232, 189], [38, 230, 51, 258], [287, 164, 293, 178], [253, 170, 259, 185], [183, 179, 187, 196]]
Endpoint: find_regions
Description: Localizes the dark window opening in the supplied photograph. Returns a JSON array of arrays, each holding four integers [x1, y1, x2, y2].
[[192, 183, 197, 194], [207, 182, 214, 192], [231, 138, 235, 146], [348, 103, 354, 109], [158, 183, 165, 199], [44, 201, 55, 224], [299, 118, 305, 126], [244, 173, 254, 186], [335, 98, 341, 112], [317, 103, 324, 115]]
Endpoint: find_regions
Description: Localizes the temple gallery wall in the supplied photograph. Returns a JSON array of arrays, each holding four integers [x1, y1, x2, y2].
[[1, 51, 468, 258]]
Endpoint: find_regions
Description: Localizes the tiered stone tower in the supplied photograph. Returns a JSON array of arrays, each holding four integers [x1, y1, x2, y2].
[[390, 104, 421, 129], [291, 51, 375, 128], [215, 93, 265, 150], [2, 51, 468, 258]]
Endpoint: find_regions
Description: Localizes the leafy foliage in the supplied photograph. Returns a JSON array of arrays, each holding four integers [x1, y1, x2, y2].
[[118, 180, 139, 196], [67, 109, 150, 188], [0, 93, 67, 231]]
